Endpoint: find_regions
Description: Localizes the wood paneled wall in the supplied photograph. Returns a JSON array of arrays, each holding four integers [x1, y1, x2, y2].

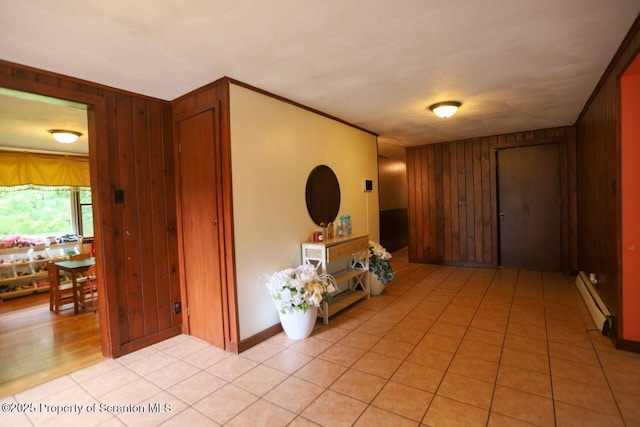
[[576, 15, 640, 349], [0, 60, 182, 357], [407, 127, 577, 272]]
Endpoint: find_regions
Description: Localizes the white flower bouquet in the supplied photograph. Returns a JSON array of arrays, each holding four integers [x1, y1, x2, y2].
[[265, 263, 336, 314]]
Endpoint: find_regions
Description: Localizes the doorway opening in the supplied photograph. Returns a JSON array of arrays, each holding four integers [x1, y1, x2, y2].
[[0, 88, 103, 396]]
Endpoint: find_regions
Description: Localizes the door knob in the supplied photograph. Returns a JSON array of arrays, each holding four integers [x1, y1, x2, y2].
[[499, 212, 505, 219]]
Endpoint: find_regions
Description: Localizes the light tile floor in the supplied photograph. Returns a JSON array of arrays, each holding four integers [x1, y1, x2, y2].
[[3, 251, 640, 426]]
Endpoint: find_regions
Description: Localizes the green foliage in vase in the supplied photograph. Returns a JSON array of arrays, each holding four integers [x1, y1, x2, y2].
[[369, 241, 394, 285]]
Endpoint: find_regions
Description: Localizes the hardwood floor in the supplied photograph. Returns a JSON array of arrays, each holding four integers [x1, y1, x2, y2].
[[0, 292, 103, 397]]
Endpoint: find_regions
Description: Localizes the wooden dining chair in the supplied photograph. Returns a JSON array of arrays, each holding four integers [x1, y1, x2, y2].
[[81, 265, 98, 312], [69, 253, 97, 311], [48, 261, 76, 314]]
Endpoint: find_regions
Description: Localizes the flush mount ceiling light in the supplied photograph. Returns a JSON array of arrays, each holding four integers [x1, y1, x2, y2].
[[48, 129, 82, 144], [428, 101, 462, 118]]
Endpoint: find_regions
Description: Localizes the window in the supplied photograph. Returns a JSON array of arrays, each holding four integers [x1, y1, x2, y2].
[[0, 187, 93, 239], [76, 188, 94, 238]]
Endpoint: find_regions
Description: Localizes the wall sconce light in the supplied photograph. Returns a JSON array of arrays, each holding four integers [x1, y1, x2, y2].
[[48, 129, 82, 144], [428, 101, 462, 118]]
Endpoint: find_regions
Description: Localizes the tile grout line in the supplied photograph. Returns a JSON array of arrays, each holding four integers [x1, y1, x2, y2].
[[274, 263, 458, 425], [475, 266, 516, 427], [474, 268, 522, 425], [329, 263, 456, 426], [14, 258, 639, 426], [418, 266, 492, 425], [541, 269, 558, 427]]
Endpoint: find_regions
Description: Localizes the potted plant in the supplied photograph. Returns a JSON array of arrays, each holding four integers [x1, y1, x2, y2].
[[265, 263, 336, 339], [368, 241, 394, 295]]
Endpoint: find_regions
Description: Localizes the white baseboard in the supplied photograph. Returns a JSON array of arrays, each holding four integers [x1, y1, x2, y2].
[[576, 271, 612, 335]]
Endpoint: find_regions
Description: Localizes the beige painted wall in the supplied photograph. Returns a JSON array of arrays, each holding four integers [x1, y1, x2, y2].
[[230, 83, 379, 340]]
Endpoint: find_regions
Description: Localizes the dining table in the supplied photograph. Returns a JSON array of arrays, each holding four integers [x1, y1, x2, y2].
[[54, 257, 95, 314]]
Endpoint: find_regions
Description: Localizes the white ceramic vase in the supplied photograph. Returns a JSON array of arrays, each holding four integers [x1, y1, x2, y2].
[[369, 272, 385, 296], [278, 306, 318, 339]]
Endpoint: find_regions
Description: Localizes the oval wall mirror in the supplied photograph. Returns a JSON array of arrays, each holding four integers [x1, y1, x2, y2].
[[305, 165, 341, 226]]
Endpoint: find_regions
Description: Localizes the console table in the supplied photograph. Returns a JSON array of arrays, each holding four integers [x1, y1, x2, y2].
[[302, 234, 370, 324]]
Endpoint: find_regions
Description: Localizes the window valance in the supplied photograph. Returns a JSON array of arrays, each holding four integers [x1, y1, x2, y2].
[[0, 150, 90, 190]]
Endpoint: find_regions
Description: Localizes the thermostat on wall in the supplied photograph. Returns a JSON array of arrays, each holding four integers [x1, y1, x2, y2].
[[364, 179, 373, 192]]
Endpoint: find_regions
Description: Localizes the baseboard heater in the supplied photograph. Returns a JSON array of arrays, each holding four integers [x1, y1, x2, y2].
[[575, 271, 612, 336]]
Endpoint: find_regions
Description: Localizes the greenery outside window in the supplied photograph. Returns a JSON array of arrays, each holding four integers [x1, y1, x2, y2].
[[0, 186, 93, 240], [77, 188, 94, 238]]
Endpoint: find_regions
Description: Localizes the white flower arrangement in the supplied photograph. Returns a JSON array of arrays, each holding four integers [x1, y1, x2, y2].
[[265, 263, 336, 314]]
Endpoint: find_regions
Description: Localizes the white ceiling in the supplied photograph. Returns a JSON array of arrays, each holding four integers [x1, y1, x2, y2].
[[0, 0, 638, 159], [0, 89, 88, 155]]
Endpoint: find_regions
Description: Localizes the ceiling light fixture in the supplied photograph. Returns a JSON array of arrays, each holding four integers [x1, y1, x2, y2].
[[48, 129, 82, 144], [429, 101, 462, 118]]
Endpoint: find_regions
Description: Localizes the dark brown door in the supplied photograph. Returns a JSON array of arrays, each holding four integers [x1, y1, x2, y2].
[[177, 109, 225, 348], [497, 143, 562, 271]]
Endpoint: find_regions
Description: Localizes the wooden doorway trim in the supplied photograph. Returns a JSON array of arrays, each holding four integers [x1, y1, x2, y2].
[[0, 75, 116, 357]]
